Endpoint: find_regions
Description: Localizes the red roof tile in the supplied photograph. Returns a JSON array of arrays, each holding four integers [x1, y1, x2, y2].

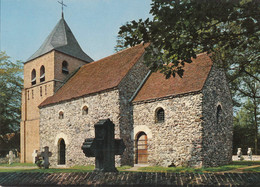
[[39, 43, 148, 107], [133, 53, 213, 102]]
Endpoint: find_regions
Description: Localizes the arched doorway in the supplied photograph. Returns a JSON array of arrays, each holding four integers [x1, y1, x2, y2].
[[135, 131, 148, 164], [58, 138, 66, 165]]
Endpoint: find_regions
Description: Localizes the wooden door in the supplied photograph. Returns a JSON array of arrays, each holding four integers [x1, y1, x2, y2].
[[136, 132, 148, 164]]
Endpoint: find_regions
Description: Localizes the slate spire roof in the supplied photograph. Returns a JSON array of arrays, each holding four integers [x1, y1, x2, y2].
[[26, 17, 93, 63]]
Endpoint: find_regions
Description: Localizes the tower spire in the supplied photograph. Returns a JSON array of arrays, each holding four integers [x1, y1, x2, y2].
[[58, 0, 67, 18]]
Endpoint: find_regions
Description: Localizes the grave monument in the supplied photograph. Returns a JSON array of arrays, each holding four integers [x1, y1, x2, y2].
[[82, 119, 126, 172]]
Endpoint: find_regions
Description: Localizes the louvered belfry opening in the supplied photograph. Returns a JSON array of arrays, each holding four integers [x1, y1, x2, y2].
[[135, 131, 148, 164], [40, 65, 45, 82], [31, 69, 36, 85]]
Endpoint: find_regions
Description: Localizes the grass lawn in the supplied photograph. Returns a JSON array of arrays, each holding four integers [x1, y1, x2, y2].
[[137, 161, 260, 173], [0, 164, 131, 173], [244, 166, 260, 172], [0, 161, 259, 173], [0, 163, 35, 167]]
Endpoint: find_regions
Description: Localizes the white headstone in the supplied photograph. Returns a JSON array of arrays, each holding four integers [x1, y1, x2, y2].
[[237, 148, 242, 160], [247, 148, 252, 160], [32, 150, 39, 163], [7, 151, 15, 165]]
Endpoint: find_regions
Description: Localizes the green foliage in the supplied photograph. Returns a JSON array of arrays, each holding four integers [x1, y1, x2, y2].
[[0, 51, 23, 135], [117, 0, 260, 79], [233, 100, 260, 154], [116, 0, 260, 154]]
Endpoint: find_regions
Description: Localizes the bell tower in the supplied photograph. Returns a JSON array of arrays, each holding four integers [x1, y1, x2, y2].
[[20, 16, 93, 162]]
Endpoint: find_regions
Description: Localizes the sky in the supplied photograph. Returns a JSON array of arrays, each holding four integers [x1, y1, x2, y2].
[[0, 0, 152, 62]]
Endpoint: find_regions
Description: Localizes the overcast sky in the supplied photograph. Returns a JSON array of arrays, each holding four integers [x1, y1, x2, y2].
[[1, 0, 152, 62]]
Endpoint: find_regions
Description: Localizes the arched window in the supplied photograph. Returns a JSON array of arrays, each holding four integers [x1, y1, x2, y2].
[[58, 138, 66, 165], [59, 111, 64, 119], [40, 65, 45, 82], [217, 105, 222, 124], [62, 61, 69, 74], [155, 107, 165, 123], [82, 106, 88, 115], [31, 69, 36, 85]]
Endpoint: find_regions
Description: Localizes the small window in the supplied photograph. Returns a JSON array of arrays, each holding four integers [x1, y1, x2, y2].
[[31, 69, 36, 85], [40, 66, 45, 82], [59, 111, 64, 119], [40, 86, 42, 96], [45, 85, 47, 95], [32, 89, 34, 99], [217, 105, 222, 124], [155, 107, 165, 123], [27, 90, 30, 100], [82, 106, 88, 115], [62, 61, 69, 74]]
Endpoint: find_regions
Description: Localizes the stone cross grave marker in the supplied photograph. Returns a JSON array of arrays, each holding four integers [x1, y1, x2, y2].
[[6, 151, 15, 165], [82, 119, 126, 172], [41, 146, 52, 169]]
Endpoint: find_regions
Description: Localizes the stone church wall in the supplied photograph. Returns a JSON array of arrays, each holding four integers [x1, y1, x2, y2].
[[118, 55, 149, 166], [201, 66, 233, 167], [133, 93, 204, 167], [39, 89, 121, 166]]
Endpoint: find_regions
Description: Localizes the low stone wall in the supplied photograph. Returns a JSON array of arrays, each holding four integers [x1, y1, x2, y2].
[[232, 155, 260, 161], [1, 172, 260, 186]]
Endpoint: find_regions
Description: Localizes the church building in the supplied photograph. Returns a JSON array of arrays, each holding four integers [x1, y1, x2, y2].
[[21, 16, 233, 167]]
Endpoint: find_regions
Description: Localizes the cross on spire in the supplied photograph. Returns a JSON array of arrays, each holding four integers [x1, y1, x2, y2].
[[58, 0, 67, 18]]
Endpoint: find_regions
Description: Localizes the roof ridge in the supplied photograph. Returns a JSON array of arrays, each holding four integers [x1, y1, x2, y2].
[[81, 43, 146, 68]]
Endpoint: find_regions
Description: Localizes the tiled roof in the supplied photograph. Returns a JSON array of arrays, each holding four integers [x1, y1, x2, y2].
[[133, 53, 213, 102], [26, 18, 93, 63], [39, 43, 148, 107]]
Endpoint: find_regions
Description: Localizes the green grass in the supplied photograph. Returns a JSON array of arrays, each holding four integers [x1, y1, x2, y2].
[[137, 161, 260, 173], [0, 163, 35, 167], [0, 161, 259, 173], [117, 165, 132, 171], [244, 166, 260, 172], [0, 165, 95, 173]]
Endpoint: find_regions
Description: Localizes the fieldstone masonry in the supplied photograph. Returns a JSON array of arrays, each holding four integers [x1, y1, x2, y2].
[[39, 59, 148, 167], [132, 66, 233, 167], [39, 58, 232, 168]]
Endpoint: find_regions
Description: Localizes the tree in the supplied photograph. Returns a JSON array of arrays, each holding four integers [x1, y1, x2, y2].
[[116, 0, 260, 153], [233, 100, 260, 154], [116, 0, 260, 78], [0, 51, 23, 135]]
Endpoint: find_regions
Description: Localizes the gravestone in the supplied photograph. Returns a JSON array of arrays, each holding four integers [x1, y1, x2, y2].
[[247, 148, 252, 160], [82, 119, 126, 172], [237, 148, 242, 160], [6, 151, 15, 165], [41, 146, 52, 169], [32, 150, 39, 164]]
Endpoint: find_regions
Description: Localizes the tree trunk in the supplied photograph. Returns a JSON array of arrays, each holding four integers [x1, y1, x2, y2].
[[253, 98, 258, 155]]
